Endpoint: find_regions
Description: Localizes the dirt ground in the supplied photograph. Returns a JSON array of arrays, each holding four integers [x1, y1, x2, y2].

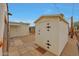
[[8, 33, 79, 56]]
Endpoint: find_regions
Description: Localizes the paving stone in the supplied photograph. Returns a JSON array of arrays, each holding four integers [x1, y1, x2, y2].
[[13, 40, 24, 46], [61, 36, 79, 56], [8, 34, 79, 56], [9, 51, 19, 56]]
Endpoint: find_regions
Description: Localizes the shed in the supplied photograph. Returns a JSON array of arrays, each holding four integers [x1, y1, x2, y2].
[[9, 22, 30, 38], [34, 14, 69, 55], [29, 26, 35, 34]]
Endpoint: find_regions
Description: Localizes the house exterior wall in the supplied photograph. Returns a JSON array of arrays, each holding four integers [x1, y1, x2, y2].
[[0, 5, 4, 55], [0, 3, 8, 56], [35, 17, 68, 55], [9, 23, 29, 38]]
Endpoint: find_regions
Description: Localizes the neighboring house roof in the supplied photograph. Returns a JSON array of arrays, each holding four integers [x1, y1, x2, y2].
[[34, 14, 68, 24], [9, 22, 30, 26]]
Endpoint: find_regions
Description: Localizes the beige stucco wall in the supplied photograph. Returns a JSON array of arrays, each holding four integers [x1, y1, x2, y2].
[[0, 3, 8, 56], [9, 23, 29, 38], [35, 17, 68, 55]]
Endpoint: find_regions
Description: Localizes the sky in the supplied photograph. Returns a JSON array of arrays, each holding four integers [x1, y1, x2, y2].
[[8, 3, 79, 26]]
